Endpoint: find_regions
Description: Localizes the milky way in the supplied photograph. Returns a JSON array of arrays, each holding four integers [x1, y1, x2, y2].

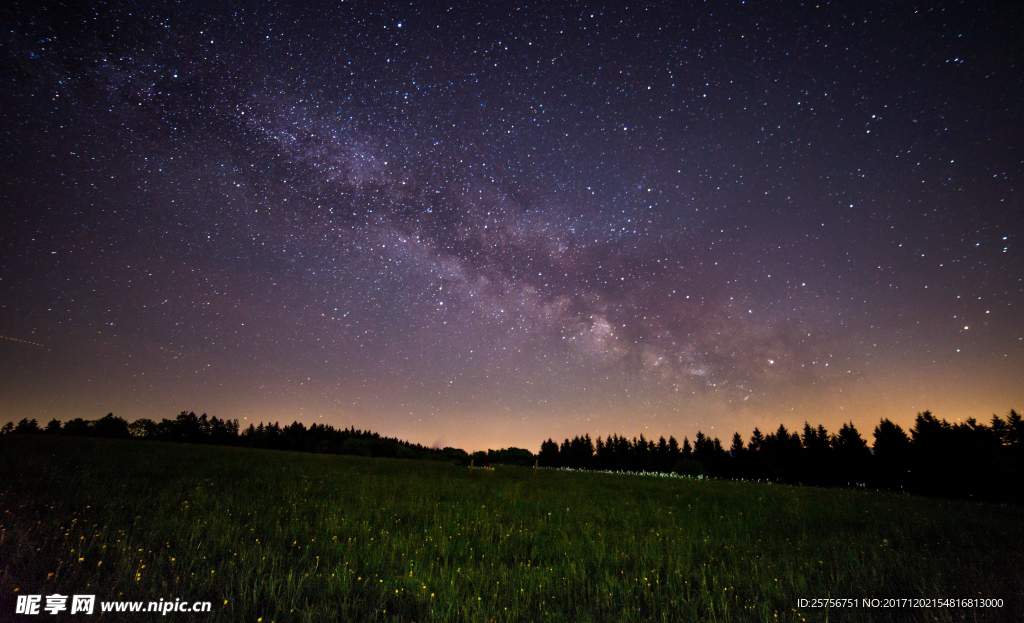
[[2, 1, 1021, 449]]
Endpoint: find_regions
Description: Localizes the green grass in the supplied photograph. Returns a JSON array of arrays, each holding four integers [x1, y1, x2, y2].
[[1, 436, 1021, 622]]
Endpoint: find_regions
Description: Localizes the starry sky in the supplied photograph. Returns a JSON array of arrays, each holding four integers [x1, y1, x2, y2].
[[1, 1, 1021, 451]]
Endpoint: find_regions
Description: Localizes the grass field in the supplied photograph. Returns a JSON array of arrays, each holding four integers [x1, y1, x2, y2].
[[1, 436, 1021, 622]]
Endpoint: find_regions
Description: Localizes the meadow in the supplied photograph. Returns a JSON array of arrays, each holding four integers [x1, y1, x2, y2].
[[1, 436, 1021, 622]]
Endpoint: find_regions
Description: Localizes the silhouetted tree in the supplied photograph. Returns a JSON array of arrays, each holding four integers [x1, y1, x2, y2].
[[909, 410, 954, 496], [692, 431, 728, 475], [759, 424, 801, 481], [1005, 409, 1024, 447], [654, 436, 669, 471], [801, 423, 832, 485], [562, 435, 595, 468], [538, 438, 560, 467], [949, 417, 1004, 501], [94, 413, 130, 438], [559, 438, 572, 465], [486, 447, 534, 466], [872, 419, 911, 489], [14, 418, 40, 434], [63, 418, 91, 436], [748, 428, 765, 452], [727, 432, 746, 478], [729, 432, 745, 456], [128, 418, 159, 438], [665, 435, 702, 475], [832, 422, 870, 485], [173, 411, 204, 443], [632, 435, 651, 471], [208, 416, 239, 445]]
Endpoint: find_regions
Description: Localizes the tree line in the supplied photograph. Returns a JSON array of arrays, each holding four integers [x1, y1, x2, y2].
[[4, 409, 1022, 503], [538, 410, 1024, 503], [1, 411, 471, 465]]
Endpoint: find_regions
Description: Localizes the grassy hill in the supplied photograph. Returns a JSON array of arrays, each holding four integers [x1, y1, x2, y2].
[[1, 436, 1021, 621]]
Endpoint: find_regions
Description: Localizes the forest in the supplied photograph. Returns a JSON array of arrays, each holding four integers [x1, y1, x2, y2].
[[4, 409, 1022, 503]]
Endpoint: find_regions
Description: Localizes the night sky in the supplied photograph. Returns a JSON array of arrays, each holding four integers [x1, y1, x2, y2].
[[2, 1, 1021, 451]]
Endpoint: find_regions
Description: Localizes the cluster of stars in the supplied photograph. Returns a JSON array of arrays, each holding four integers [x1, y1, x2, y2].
[[0, 0, 1020, 449]]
